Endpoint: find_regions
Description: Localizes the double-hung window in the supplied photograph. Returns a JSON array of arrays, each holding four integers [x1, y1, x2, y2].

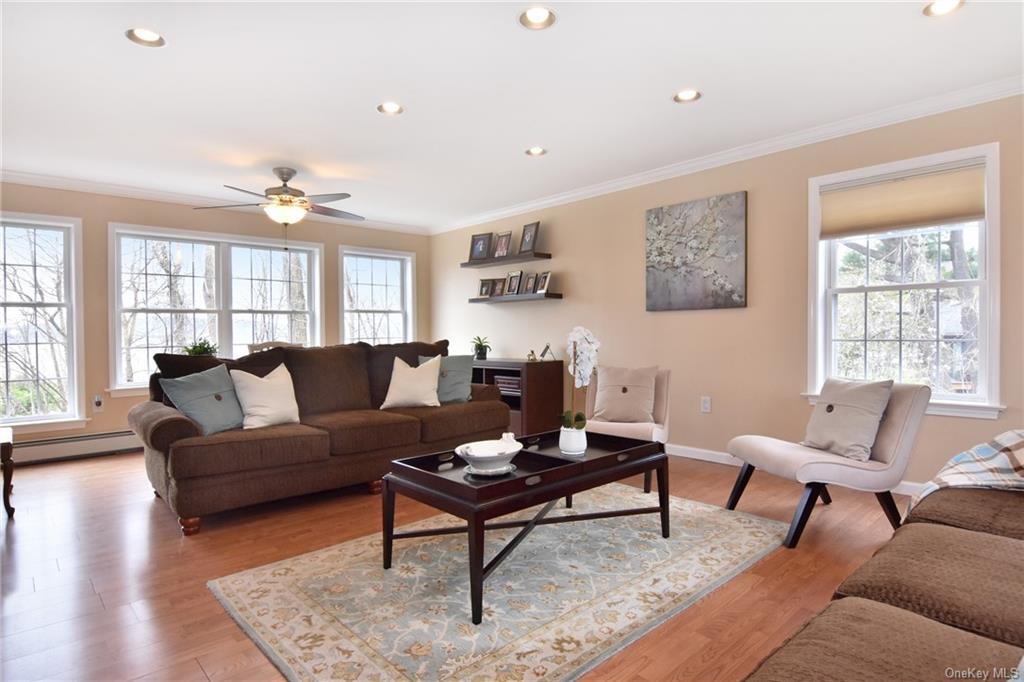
[[112, 225, 321, 389], [340, 247, 414, 344], [808, 145, 1002, 418], [1, 214, 82, 424]]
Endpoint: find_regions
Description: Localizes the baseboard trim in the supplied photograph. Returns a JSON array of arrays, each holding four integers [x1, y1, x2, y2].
[[16, 430, 142, 464], [665, 442, 926, 497]]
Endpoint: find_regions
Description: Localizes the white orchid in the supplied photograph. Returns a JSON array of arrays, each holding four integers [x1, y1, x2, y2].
[[566, 326, 600, 389]]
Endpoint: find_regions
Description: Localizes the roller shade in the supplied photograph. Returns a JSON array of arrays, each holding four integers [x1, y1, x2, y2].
[[820, 165, 985, 239]]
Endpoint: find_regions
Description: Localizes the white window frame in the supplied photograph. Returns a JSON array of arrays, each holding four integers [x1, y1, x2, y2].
[[109, 223, 324, 392], [339, 245, 416, 344], [0, 211, 87, 431], [807, 143, 1003, 420]]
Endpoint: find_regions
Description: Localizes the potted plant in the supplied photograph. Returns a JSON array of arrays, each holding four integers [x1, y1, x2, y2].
[[560, 326, 600, 455], [183, 339, 218, 357], [472, 336, 491, 360]]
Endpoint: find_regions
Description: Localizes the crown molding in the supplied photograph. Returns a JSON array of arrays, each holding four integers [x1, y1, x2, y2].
[[438, 77, 1023, 233], [0, 170, 433, 236]]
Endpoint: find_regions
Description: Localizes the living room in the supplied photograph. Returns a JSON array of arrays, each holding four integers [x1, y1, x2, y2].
[[2, 2, 1022, 680]]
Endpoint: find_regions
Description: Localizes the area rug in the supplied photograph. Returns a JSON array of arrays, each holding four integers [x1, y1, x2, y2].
[[208, 483, 787, 681]]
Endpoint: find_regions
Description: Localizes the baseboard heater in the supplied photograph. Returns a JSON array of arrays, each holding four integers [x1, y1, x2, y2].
[[16, 430, 142, 465]]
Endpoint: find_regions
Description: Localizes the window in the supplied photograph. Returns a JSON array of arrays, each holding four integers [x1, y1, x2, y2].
[[1, 215, 81, 424], [808, 144, 1002, 419], [827, 222, 983, 396], [112, 225, 321, 388], [341, 248, 414, 344]]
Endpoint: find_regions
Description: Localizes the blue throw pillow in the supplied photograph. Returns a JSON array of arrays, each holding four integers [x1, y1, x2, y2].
[[159, 364, 244, 435], [420, 354, 474, 404]]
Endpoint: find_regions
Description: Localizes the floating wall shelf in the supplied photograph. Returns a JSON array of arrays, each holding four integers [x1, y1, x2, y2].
[[468, 292, 563, 304], [460, 252, 552, 269]]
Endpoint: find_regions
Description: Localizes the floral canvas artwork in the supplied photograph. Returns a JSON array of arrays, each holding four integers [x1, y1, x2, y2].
[[645, 191, 747, 310]]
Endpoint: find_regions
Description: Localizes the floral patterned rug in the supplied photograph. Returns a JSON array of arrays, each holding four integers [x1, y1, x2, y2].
[[208, 483, 786, 681]]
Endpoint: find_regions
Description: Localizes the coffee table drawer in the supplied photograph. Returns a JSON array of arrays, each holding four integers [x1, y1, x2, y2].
[[580, 445, 662, 474]]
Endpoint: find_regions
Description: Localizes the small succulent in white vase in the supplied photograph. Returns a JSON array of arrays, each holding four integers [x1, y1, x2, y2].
[[560, 326, 600, 455]]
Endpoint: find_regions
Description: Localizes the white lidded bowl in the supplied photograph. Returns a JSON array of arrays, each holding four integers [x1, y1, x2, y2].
[[456, 434, 523, 472]]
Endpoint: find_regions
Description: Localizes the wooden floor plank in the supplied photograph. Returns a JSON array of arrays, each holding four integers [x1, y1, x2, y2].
[[1, 451, 900, 681]]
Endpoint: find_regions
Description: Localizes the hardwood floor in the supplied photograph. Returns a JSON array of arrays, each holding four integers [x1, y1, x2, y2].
[[1, 451, 904, 681]]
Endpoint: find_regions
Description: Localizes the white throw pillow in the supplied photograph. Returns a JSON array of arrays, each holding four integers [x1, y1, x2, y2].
[[380, 356, 441, 409], [802, 378, 894, 461], [230, 364, 300, 429], [593, 365, 658, 423]]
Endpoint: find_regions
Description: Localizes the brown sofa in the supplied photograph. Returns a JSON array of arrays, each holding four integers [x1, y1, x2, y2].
[[746, 487, 1024, 680], [127, 340, 510, 536]]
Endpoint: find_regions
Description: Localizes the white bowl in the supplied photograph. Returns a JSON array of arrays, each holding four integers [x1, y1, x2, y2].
[[456, 439, 523, 472]]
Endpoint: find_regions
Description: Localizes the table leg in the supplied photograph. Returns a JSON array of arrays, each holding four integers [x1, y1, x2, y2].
[[565, 494, 573, 508], [382, 478, 395, 569], [656, 463, 670, 538], [2, 445, 13, 519], [468, 514, 485, 624]]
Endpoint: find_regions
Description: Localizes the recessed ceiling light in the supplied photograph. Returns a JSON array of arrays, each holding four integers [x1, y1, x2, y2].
[[519, 7, 557, 30], [525, 146, 547, 156], [673, 89, 702, 103], [125, 27, 165, 47], [376, 101, 405, 115], [923, 0, 963, 16]]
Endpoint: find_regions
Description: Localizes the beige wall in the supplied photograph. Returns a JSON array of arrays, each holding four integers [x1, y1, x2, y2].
[[0, 182, 432, 442], [430, 96, 1023, 483]]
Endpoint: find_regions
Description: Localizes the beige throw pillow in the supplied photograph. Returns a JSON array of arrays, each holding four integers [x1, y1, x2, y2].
[[229, 364, 301, 429], [593, 366, 658, 423], [380, 356, 441, 409], [802, 378, 894, 461]]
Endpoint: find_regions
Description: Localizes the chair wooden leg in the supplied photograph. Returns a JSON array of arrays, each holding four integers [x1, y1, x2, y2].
[[643, 470, 653, 493], [875, 491, 902, 530], [820, 485, 832, 505], [784, 483, 823, 549], [725, 463, 755, 510]]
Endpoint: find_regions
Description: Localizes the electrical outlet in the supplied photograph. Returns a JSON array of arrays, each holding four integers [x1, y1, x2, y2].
[[92, 394, 105, 413], [700, 396, 712, 414]]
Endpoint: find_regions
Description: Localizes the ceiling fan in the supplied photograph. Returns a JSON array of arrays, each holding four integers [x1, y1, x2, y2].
[[195, 167, 365, 226]]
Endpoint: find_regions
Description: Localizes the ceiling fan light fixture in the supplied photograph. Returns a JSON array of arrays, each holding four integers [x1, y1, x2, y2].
[[519, 7, 556, 30], [673, 89, 702, 103], [923, 0, 963, 16], [262, 200, 309, 226], [125, 27, 165, 47], [376, 101, 405, 115]]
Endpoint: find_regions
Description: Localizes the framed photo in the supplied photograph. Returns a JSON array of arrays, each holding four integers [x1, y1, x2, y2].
[[524, 272, 537, 294], [506, 270, 523, 296], [478, 279, 493, 297], [469, 233, 493, 261], [536, 271, 551, 294], [519, 222, 540, 254], [492, 279, 505, 296], [494, 231, 513, 258]]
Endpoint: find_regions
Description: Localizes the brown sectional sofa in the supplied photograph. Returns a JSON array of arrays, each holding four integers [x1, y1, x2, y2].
[[128, 340, 511, 536], [747, 487, 1024, 680]]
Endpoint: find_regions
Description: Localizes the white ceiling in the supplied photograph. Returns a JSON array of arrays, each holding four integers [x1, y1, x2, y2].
[[2, 2, 1021, 234]]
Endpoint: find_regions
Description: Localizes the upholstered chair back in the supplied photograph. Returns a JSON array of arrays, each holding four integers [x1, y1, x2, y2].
[[869, 383, 932, 469]]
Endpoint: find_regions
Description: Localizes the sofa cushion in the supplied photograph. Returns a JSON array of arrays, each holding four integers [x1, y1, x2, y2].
[[746, 597, 1023, 682], [168, 423, 330, 479], [301, 410, 421, 455], [282, 344, 372, 415], [835, 522, 1024, 646], [906, 488, 1024, 540], [388, 400, 509, 443], [152, 348, 287, 403], [365, 340, 449, 408], [159, 364, 244, 436]]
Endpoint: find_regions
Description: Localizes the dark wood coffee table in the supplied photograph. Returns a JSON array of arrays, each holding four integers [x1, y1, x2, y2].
[[382, 430, 668, 624]]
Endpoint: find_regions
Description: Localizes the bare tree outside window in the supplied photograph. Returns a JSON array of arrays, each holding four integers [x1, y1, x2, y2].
[[1, 223, 74, 419], [342, 254, 408, 344], [829, 221, 982, 397], [230, 246, 310, 358]]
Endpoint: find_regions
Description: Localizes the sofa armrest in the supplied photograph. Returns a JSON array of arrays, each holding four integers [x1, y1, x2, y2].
[[127, 401, 201, 453], [471, 383, 502, 402]]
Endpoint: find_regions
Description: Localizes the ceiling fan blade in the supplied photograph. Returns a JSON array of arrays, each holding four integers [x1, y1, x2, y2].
[[224, 184, 268, 199], [194, 203, 263, 210], [310, 204, 365, 221], [305, 192, 351, 204]]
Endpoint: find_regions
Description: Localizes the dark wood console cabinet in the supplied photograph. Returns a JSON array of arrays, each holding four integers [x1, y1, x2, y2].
[[472, 359, 564, 436]]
